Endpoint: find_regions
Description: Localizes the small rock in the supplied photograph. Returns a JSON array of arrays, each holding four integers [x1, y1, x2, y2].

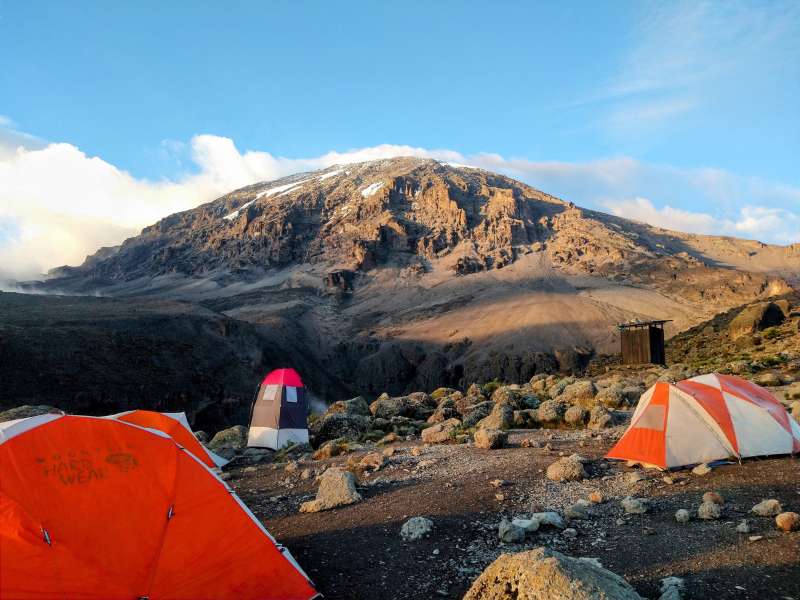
[[495, 493, 505, 501], [735, 520, 751, 533], [411, 446, 423, 456], [748, 535, 763, 542], [662, 476, 674, 485], [751, 499, 783, 516], [562, 528, 578, 539], [622, 496, 648, 515], [530, 511, 566, 529], [658, 576, 685, 600], [400, 516, 434, 541], [775, 511, 800, 532], [697, 501, 722, 520], [702, 491, 724, 505], [565, 502, 589, 520], [520, 437, 540, 448], [691, 463, 711, 476], [546, 454, 588, 482], [674, 509, 690, 523], [300, 468, 312, 480], [511, 518, 540, 533], [284, 461, 299, 474], [416, 459, 435, 470], [589, 491, 605, 504], [490, 479, 508, 488], [498, 518, 526, 543]]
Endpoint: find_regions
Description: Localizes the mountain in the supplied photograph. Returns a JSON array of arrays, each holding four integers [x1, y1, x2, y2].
[[23, 157, 800, 398]]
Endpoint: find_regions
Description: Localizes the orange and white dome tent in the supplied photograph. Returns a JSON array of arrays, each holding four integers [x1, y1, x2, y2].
[[109, 409, 228, 468], [0, 413, 319, 600], [606, 373, 800, 469]]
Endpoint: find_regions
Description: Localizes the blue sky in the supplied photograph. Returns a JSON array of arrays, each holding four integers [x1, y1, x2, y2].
[[1, 1, 799, 278]]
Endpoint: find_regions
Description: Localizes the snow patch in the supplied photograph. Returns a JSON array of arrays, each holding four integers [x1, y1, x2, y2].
[[254, 178, 311, 201], [361, 182, 384, 198], [223, 199, 255, 221], [318, 169, 345, 181]]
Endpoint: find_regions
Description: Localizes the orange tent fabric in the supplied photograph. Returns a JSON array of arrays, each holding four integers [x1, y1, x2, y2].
[[112, 409, 226, 468], [0, 414, 318, 600]]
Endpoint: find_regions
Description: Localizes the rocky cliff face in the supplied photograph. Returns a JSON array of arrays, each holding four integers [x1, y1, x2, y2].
[[28, 157, 800, 400]]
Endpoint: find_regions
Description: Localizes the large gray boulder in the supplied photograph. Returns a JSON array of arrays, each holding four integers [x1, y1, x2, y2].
[[208, 425, 248, 451], [326, 396, 371, 417], [299, 468, 362, 513], [463, 547, 644, 599], [312, 412, 370, 445]]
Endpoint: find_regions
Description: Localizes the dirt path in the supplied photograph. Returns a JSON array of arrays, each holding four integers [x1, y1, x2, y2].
[[232, 430, 800, 600]]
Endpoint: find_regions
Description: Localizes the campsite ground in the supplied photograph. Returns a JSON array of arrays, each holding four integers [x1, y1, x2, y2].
[[232, 429, 800, 600]]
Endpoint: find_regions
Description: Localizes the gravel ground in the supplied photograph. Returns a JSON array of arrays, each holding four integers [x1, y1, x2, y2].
[[231, 427, 800, 600]]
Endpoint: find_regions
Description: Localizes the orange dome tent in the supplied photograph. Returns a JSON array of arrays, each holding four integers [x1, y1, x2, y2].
[[110, 409, 228, 468], [0, 414, 319, 600], [606, 373, 800, 469]]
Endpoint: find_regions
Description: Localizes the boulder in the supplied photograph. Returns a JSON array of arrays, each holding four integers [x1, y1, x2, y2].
[[326, 396, 370, 416], [477, 403, 514, 430], [312, 438, 353, 460], [474, 428, 507, 450], [564, 405, 587, 427], [536, 398, 569, 426], [312, 412, 370, 445], [462, 401, 494, 427], [427, 401, 460, 424], [400, 516, 434, 541], [588, 405, 614, 430], [513, 409, 538, 428], [546, 455, 588, 482], [370, 394, 432, 420], [775, 512, 799, 532], [729, 302, 786, 340], [560, 380, 598, 408], [751, 499, 783, 516], [530, 512, 566, 529], [0, 405, 59, 422], [463, 547, 644, 600], [208, 425, 247, 451], [753, 372, 782, 387], [498, 518, 526, 543], [421, 417, 461, 444], [299, 468, 362, 513], [431, 387, 457, 401], [596, 384, 625, 409]]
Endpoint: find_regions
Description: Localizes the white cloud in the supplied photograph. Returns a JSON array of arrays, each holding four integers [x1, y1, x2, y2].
[[1, 133, 798, 282], [602, 197, 800, 244], [601, 197, 717, 234]]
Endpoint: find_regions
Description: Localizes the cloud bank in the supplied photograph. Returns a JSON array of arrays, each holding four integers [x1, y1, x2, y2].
[[1, 133, 798, 282]]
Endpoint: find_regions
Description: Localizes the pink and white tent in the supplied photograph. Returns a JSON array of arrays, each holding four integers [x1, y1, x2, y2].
[[607, 373, 800, 469]]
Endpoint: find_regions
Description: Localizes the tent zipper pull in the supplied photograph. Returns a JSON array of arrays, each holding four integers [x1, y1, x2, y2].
[[167, 505, 175, 520], [41, 527, 51, 546]]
